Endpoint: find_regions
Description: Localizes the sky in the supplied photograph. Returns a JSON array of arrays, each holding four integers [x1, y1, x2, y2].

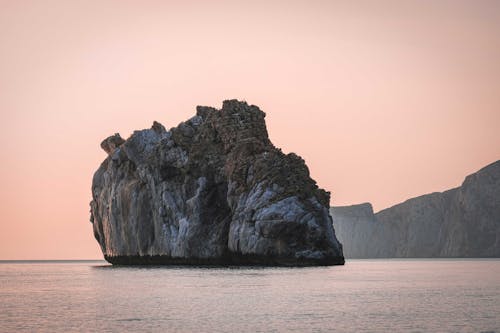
[[0, 0, 499, 259]]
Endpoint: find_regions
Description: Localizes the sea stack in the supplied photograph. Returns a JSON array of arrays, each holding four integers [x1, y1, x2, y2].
[[90, 100, 344, 265]]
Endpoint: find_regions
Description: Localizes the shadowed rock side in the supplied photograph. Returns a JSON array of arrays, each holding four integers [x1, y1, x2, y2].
[[331, 160, 500, 258], [90, 100, 344, 266]]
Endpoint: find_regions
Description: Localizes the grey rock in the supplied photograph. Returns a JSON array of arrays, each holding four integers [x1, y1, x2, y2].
[[331, 160, 500, 258], [100, 133, 125, 155], [329, 203, 379, 258], [90, 100, 344, 265]]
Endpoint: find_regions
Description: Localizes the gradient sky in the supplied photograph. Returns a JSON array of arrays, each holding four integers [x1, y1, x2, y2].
[[1, 0, 499, 259]]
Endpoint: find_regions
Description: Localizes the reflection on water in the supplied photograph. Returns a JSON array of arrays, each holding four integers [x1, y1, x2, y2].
[[1, 259, 499, 332]]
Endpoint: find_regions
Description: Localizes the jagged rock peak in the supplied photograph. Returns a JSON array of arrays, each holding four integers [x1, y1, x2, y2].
[[151, 121, 166, 134], [100, 133, 125, 155], [90, 99, 344, 266]]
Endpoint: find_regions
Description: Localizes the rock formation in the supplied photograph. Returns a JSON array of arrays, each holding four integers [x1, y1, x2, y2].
[[331, 160, 500, 258], [90, 100, 344, 265]]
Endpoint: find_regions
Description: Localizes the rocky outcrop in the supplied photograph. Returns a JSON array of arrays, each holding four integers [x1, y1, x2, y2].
[[331, 160, 500, 258], [90, 100, 344, 266], [329, 203, 379, 258]]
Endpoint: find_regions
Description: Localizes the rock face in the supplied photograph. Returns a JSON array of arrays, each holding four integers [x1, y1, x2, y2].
[[329, 203, 379, 258], [90, 100, 344, 265], [331, 160, 500, 258]]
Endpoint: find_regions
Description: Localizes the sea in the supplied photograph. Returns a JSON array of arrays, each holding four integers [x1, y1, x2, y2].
[[0, 259, 499, 333]]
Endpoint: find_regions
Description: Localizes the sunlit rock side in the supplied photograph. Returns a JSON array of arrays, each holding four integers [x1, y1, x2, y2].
[[331, 160, 500, 258], [90, 100, 344, 265]]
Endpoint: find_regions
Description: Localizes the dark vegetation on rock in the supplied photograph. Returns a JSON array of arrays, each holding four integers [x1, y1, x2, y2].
[[90, 100, 344, 266]]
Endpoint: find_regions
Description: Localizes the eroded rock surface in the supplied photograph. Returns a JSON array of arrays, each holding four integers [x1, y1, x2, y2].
[[90, 100, 344, 265], [331, 160, 500, 258]]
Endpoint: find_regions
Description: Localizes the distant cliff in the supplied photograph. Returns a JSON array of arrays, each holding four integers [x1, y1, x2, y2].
[[90, 100, 344, 266], [331, 160, 500, 258]]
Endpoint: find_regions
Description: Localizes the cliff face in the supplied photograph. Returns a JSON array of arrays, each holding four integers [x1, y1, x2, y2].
[[328, 203, 377, 258], [90, 100, 344, 265], [331, 160, 500, 258]]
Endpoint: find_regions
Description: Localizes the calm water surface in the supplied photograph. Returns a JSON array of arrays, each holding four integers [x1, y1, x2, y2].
[[0, 259, 499, 332]]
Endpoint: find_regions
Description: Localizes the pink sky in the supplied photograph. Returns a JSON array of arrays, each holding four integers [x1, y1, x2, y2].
[[1, 0, 499, 259]]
